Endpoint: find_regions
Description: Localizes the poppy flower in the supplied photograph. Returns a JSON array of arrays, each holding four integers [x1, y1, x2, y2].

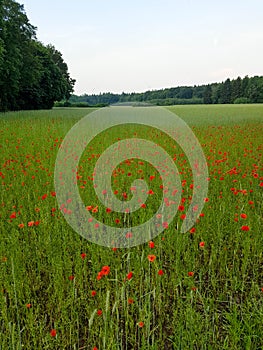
[[50, 329, 57, 337], [240, 213, 247, 219], [10, 212, 16, 219], [158, 269, 164, 275], [162, 222, 168, 229], [241, 225, 250, 231], [148, 254, 156, 262], [188, 271, 194, 277], [138, 321, 144, 328], [128, 298, 134, 304], [81, 253, 87, 260], [97, 309, 102, 316], [101, 265, 110, 275], [126, 272, 133, 280], [199, 241, 205, 248], [148, 241, 155, 248], [91, 290, 96, 297], [26, 303, 32, 309]]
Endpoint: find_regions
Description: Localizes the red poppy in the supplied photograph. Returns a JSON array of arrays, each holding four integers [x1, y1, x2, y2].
[[162, 222, 168, 229], [158, 269, 164, 275], [80, 253, 87, 260], [50, 329, 57, 337], [199, 241, 205, 248], [126, 272, 133, 280], [148, 241, 155, 248], [91, 290, 96, 297], [26, 303, 32, 309], [241, 225, 250, 231], [240, 213, 247, 219], [148, 254, 156, 262], [138, 321, 144, 328], [188, 271, 194, 277], [97, 309, 102, 316], [189, 227, 196, 234], [101, 265, 110, 275]]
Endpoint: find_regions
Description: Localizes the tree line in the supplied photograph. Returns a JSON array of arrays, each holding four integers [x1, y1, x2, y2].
[[0, 0, 75, 111], [68, 75, 263, 107]]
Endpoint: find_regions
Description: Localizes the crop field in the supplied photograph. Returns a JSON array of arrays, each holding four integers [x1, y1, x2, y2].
[[0, 105, 262, 350]]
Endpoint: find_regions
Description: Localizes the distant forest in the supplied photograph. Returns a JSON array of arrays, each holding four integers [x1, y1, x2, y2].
[[66, 75, 263, 107]]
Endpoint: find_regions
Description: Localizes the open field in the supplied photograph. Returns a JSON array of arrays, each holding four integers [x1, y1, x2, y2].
[[0, 105, 262, 349]]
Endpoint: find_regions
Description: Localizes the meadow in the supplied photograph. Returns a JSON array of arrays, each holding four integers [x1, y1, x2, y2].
[[0, 105, 262, 350]]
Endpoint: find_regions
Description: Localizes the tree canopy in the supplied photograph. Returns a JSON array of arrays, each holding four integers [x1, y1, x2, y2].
[[68, 75, 263, 107], [0, 0, 75, 111]]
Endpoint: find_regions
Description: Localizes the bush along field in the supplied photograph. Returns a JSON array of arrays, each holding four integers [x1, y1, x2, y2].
[[0, 105, 262, 350]]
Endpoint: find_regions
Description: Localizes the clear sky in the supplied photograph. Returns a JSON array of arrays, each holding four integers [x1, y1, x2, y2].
[[21, 0, 263, 95]]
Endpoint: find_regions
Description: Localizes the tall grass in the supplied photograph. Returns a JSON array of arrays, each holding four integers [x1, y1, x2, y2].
[[0, 106, 262, 349]]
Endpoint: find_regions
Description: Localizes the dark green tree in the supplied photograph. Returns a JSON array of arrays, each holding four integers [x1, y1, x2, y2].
[[203, 85, 212, 104]]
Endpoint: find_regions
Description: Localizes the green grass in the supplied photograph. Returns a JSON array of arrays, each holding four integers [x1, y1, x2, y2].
[[0, 105, 262, 349]]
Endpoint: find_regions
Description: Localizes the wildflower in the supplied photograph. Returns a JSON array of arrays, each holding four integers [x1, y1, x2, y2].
[[162, 222, 168, 229], [138, 321, 144, 328], [26, 303, 32, 309], [147, 189, 154, 195], [10, 212, 16, 219], [18, 223, 24, 228], [199, 241, 205, 248], [50, 329, 57, 337], [80, 253, 87, 260], [240, 213, 247, 219], [91, 290, 96, 297], [241, 225, 250, 231], [158, 269, 164, 276], [189, 227, 196, 234], [97, 309, 102, 316], [128, 298, 134, 304], [97, 271, 103, 281], [126, 272, 133, 280], [148, 254, 156, 262], [101, 265, 110, 275], [188, 271, 194, 277], [68, 275, 75, 281], [148, 241, 155, 248], [28, 221, 34, 227]]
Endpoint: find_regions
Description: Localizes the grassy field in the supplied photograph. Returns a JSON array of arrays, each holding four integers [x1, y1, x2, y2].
[[0, 105, 262, 349]]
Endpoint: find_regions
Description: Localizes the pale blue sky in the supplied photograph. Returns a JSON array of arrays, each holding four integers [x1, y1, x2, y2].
[[22, 0, 263, 95]]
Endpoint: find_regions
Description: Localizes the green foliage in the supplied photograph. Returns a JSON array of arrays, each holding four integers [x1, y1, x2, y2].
[[234, 97, 250, 104], [69, 76, 263, 107], [0, 0, 75, 111], [0, 106, 262, 348]]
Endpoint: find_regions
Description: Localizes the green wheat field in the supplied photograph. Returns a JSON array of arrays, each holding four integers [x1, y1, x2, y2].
[[0, 105, 262, 350]]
